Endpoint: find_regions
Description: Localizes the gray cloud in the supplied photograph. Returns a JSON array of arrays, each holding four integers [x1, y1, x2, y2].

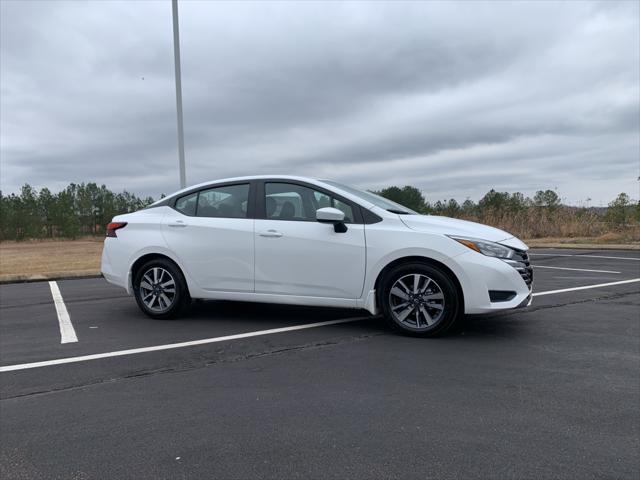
[[1, 0, 638, 204]]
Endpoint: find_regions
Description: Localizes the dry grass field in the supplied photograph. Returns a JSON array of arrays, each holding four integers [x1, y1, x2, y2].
[[0, 235, 638, 282], [0, 238, 103, 282]]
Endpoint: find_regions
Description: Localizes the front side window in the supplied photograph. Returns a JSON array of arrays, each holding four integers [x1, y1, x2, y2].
[[265, 183, 354, 222], [197, 184, 249, 218], [333, 199, 354, 222]]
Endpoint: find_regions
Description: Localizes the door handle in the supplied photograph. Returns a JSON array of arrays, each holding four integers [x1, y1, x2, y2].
[[168, 220, 188, 228], [259, 229, 283, 238]]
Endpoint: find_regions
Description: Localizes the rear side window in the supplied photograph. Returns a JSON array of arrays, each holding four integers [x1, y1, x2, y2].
[[175, 192, 197, 216], [197, 184, 250, 218]]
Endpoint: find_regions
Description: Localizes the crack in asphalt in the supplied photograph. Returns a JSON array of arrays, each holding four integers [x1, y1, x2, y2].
[[0, 333, 383, 401]]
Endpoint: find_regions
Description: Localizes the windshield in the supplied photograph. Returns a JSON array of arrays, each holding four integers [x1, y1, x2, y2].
[[321, 180, 418, 215]]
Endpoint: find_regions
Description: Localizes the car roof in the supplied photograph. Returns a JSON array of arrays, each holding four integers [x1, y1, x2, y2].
[[148, 175, 377, 209]]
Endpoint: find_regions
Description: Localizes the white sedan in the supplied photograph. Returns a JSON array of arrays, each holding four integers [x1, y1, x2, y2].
[[101, 176, 532, 336]]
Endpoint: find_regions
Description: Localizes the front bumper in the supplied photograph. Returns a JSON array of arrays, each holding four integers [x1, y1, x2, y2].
[[452, 250, 533, 314], [516, 292, 533, 309]]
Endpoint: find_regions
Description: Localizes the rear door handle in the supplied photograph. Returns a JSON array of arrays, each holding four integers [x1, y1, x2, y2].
[[168, 220, 188, 228], [259, 229, 283, 238]]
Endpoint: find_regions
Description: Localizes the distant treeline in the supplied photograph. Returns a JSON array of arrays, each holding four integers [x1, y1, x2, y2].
[[0, 183, 638, 241], [0, 183, 155, 240], [374, 186, 639, 240]]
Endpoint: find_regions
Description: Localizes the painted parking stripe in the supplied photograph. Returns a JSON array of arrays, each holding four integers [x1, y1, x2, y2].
[[0, 317, 365, 372], [533, 265, 620, 274], [3, 279, 640, 373], [532, 278, 640, 297], [529, 253, 640, 261], [49, 281, 78, 344]]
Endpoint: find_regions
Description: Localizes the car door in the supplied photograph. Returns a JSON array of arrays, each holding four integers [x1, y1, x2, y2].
[[254, 181, 366, 299], [161, 182, 254, 292]]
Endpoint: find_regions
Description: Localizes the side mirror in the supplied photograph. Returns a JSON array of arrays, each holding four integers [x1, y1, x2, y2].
[[316, 207, 348, 233]]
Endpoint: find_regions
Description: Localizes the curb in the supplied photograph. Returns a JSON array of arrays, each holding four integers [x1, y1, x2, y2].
[[526, 243, 640, 251], [0, 273, 102, 285]]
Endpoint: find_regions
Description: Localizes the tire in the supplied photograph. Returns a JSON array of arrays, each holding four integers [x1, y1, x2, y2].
[[133, 258, 190, 319], [379, 262, 461, 337]]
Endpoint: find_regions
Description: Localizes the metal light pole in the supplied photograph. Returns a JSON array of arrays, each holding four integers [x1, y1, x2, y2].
[[172, 0, 186, 189]]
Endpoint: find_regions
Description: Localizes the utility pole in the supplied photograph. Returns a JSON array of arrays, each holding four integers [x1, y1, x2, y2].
[[172, 0, 186, 189]]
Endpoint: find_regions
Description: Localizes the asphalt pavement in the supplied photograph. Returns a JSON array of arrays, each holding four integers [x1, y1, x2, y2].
[[1, 248, 639, 479]]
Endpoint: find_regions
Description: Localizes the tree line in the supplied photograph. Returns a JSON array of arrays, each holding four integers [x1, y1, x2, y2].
[[374, 186, 639, 239], [0, 182, 638, 241], [0, 183, 155, 240]]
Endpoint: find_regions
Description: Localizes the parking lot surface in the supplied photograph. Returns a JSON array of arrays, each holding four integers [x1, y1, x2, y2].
[[1, 248, 639, 479]]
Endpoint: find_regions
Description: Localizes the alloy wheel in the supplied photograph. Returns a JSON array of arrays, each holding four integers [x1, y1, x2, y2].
[[388, 273, 445, 329], [139, 267, 176, 313]]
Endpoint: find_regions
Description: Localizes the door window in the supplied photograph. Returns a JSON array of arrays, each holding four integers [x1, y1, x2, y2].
[[175, 192, 198, 216], [265, 183, 354, 222], [197, 184, 250, 218], [333, 199, 354, 223]]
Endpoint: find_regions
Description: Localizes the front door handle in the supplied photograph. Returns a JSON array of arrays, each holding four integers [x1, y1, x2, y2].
[[168, 220, 188, 228], [259, 229, 283, 238]]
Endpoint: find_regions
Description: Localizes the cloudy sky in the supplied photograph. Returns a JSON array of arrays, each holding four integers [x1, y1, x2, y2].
[[1, 0, 638, 205]]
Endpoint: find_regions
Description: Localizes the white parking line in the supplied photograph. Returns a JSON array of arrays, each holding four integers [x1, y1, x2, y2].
[[533, 265, 620, 274], [532, 278, 640, 297], [3, 278, 640, 373], [48, 281, 78, 344], [0, 317, 365, 372], [529, 253, 640, 261]]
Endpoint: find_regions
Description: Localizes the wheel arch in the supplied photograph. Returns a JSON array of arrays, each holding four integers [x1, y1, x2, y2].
[[374, 256, 465, 311], [129, 253, 191, 297]]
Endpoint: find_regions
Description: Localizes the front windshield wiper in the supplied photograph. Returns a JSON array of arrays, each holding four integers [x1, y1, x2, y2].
[[386, 208, 411, 215]]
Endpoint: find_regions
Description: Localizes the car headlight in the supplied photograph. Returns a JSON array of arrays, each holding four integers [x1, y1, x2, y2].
[[448, 236, 516, 260]]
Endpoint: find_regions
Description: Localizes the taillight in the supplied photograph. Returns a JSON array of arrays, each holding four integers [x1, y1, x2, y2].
[[106, 222, 127, 238]]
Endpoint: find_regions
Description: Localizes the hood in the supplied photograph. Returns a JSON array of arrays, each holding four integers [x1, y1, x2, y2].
[[399, 214, 526, 247]]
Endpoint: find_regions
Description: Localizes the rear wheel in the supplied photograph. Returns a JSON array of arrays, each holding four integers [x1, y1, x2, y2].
[[133, 258, 189, 319], [379, 262, 461, 337]]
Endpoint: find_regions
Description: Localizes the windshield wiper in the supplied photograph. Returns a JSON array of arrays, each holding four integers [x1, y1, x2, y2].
[[386, 208, 410, 215]]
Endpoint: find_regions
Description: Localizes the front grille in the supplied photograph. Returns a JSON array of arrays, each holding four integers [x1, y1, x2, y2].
[[505, 250, 533, 289]]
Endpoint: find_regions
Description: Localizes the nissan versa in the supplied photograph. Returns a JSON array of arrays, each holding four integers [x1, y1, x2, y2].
[[101, 176, 533, 336]]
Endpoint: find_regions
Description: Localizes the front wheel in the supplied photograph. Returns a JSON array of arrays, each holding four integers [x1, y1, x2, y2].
[[133, 258, 189, 319], [379, 262, 461, 337]]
